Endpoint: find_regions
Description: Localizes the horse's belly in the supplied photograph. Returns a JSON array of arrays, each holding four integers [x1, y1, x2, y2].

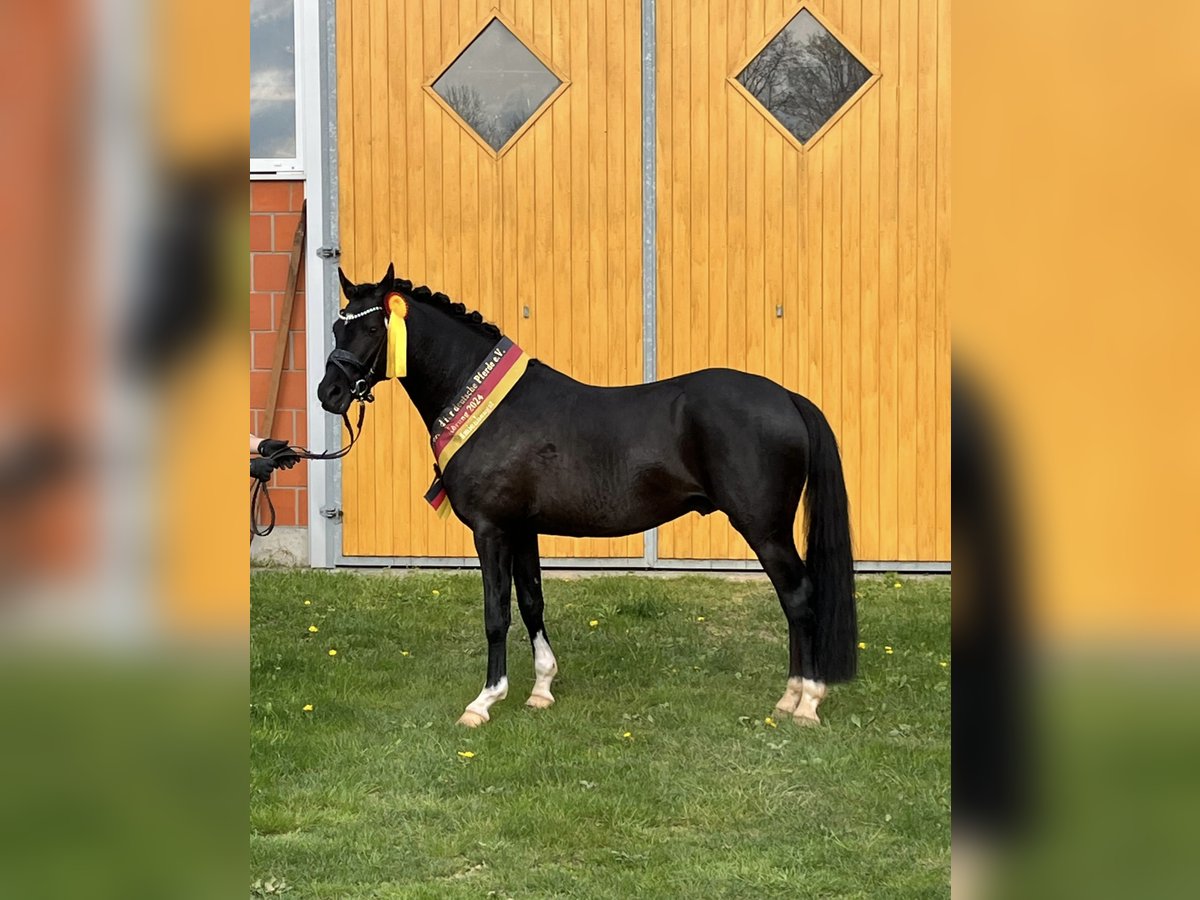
[[529, 470, 707, 538]]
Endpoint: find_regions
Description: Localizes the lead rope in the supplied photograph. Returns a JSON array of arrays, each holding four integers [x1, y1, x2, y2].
[[251, 400, 368, 538]]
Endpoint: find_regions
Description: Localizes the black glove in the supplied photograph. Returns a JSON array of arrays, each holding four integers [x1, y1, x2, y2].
[[257, 438, 300, 469], [250, 457, 276, 482]]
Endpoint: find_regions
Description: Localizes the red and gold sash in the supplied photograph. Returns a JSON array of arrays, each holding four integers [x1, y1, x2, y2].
[[424, 337, 529, 518]]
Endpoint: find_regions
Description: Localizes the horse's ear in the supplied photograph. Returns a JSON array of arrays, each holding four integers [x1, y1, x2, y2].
[[338, 266, 355, 298], [382, 262, 395, 289]]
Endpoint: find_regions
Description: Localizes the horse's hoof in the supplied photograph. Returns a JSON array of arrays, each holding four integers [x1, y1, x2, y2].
[[774, 696, 801, 716], [525, 693, 554, 710], [792, 710, 821, 727], [457, 710, 488, 728]]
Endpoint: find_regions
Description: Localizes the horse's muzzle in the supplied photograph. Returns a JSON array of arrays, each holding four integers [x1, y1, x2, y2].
[[317, 368, 354, 415]]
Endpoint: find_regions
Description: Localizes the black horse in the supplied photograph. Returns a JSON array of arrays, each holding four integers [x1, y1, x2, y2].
[[318, 266, 856, 727]]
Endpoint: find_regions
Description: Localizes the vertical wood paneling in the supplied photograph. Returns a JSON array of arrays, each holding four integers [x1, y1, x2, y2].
[[878, 0, 900, 560], [935, 0, 951, 561], [859, 0, 882, 559], [897, 0, 918, 560], [657, 0, 948, 562], [338, 0, 947, 564], [338, 0, 642, 559]]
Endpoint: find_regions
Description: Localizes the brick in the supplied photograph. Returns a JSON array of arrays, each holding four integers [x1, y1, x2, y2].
[[250, 371, 269, 409], [265, 486, 298, 526], [274, 458, 308, 487], [274, 293, 306, 338], [253, 253, 291, 292], [296, 488, 308, 526], [290, 332, 306, 370], [274, 213, 301, 251], [249, 214, 273, 251], [249, 292, 273, 330], [252, 332, 276, 370], [276, 370, 307, 410], [289, 182, 305, 211], [251, 181, 291, 212], [293, 409, 307, 444], [249, 369, 307, 416], [269, 411, 296, 445]]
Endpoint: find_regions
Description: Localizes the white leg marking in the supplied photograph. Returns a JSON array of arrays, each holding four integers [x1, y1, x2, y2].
[[526, 631, 558, 709], [775, 676, 805, 715], [794, 678, 827, 725], [457, 676, 508, 727]]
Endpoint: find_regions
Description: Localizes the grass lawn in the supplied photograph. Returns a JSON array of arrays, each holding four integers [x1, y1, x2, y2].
[[251, 571, 950, 898]]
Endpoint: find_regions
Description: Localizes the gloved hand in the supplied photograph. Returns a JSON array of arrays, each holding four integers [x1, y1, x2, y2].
[[250, 457, 276, 482], [257, 438, 300, 469]]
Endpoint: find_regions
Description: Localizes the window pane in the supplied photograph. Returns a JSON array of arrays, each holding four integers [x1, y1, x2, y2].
[[251, 0, 297, 160], [432, 19, 561, 152], [737, 9, 871, 144]]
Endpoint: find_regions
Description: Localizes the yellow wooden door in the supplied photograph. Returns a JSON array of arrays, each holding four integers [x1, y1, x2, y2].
[[656, 0, 950, 562], [337, 0, 644, 559]]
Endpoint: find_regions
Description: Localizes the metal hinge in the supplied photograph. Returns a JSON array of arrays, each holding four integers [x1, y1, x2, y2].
[[319, 505, 343, 520], [317, 246, 341, 260]]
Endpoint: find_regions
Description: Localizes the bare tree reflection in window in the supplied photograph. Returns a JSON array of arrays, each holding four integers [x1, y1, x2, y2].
[[737, 10, 871, 144], [433, 18, 561, 152]]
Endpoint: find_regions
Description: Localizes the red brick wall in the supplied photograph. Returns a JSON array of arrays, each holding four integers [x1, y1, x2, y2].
[[250, 180, 308, 527]]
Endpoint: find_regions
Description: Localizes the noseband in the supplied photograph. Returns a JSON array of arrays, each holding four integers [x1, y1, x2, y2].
[[330, 305, 388, 401]]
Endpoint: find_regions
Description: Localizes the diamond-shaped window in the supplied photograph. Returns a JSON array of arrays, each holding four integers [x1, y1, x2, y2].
[[734, 7, 874, 146], [431, 17, 563, 155]]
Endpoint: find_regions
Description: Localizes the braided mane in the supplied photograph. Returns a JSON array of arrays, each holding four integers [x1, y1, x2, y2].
[[396, 279, 502, 340]]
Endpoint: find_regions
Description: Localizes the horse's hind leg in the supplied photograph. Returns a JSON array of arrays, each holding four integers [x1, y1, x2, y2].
[[751, 533, 826, 726], [512, 532, 558, 710]]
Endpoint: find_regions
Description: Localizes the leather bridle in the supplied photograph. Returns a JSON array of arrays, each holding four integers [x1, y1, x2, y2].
[[328, 304, 388, 402], [251, 305, 388, 538]]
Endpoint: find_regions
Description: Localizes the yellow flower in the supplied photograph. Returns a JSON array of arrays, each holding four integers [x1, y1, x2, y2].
[[696, 616, 706, 622], [765, 716, 777, 728], [432, 590, 441, 597], [939, 661, 949, 668], [622, 731, 633, 739], [857, 641, 868, 650], [328, 649, 337, 656], [302, 704, 313, 712], [884, 646, 894, 655], [457, 750, 475, 759], [401, 650, 411, 657], [308, 625, 319, 633], [893, 581, 902, 589], [303, 600, 311, 606], [589, 619, 599, 628]]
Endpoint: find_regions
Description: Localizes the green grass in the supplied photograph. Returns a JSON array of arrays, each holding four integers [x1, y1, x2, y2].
[[251, 572, 950, 898]]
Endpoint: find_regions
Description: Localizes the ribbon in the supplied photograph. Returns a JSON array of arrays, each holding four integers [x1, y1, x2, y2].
[[385, 292, 407, 378], [424, 477, 452, 520], [422, 337, 529, 519]]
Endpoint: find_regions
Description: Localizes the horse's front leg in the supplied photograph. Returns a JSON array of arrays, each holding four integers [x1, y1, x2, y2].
[[457, 523, 514, 727], [512, 532, 558, 710]]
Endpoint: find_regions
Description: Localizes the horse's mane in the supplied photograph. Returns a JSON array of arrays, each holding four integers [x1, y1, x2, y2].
[[397, 279, 502, 340]]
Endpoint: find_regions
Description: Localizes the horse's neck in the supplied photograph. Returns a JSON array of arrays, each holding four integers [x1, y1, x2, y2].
[[401, 311, 499, 430]]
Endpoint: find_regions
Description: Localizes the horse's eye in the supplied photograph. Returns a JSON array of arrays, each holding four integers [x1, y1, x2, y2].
[[369, 325, 379, 335]]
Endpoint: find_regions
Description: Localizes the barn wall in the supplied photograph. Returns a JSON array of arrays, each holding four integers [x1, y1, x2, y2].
[[250, 180, 309, 528], [656, 0, 950, 562], [330, 0, 950, 564], [335, 0, 645, 560]]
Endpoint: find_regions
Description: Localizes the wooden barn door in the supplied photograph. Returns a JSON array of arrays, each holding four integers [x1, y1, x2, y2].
[[655, 0, 950, 563], [336, 0, 643, 560]]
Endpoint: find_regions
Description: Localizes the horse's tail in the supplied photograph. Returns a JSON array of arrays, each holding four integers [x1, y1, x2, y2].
[[792, 393, 858, 683]]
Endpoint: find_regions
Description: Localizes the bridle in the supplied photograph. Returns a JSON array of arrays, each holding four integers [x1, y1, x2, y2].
[[250, 304, 389, 538], [327, 304, 389, 402]]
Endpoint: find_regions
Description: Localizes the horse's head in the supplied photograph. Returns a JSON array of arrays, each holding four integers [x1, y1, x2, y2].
[[317, 263, 397, 415]]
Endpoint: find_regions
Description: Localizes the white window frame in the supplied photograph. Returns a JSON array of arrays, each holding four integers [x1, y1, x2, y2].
[[251, 0, 305, 179]]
